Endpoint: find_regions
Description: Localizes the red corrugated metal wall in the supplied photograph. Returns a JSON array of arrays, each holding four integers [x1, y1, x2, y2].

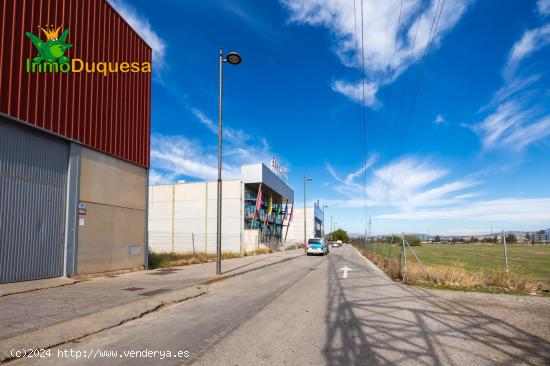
[[0, 0, 151, 168]]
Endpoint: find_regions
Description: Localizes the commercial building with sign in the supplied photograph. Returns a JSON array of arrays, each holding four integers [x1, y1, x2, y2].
[[0, 0, 151, 283], [283, 203, 325, 244], [148, 163, 294, 253]]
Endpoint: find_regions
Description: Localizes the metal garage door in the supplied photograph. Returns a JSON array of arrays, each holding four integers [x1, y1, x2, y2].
[[0, 118, 69, 283]]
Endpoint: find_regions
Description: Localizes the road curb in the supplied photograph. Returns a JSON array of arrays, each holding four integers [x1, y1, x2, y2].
[[0, 286, 207, 363], [0, 278, 78, 298], [0, 285, 207, 362], [211, 252, 304, 284], [351, 245, 395, 280], [0, 252, 305, 363]]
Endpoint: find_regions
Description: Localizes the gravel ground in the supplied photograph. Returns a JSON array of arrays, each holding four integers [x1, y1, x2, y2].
[[419, 287, 550, 341]]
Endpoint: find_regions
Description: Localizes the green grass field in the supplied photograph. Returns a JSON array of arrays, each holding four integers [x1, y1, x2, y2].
[[364, 243, 550, 286]]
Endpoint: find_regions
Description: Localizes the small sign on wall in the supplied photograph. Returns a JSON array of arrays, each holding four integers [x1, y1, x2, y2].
[[78, 202, 87, 215], [79, 218, 85, 226], [128, 245, 141, 256]]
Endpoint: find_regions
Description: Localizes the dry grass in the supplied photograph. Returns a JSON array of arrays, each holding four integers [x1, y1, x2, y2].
[[284, 243, 306, 251], [148, 251, 242, 269], [356, 246, 540, 294], [403, 261, 537, 293], [244, 245, 273, 256], [149, 246, 275, 269], [357, 248, 401, 279]]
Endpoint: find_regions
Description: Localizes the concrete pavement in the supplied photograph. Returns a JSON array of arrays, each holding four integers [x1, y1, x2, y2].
[[0, 250, 304, 362], [9, 245, 550, 365]]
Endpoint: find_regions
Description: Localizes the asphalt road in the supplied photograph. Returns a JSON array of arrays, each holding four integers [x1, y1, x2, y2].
[[15, 245, 550, 366]]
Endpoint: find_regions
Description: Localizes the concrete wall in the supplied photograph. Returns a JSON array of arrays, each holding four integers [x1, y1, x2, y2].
[[148, 180, 243, 253], [76, 147, 147, 274], [243, 229, 260, 251], [284, 208, 316, 244]]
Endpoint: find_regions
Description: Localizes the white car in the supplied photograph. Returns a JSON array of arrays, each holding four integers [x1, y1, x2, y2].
[[306, 238, 329, 256]]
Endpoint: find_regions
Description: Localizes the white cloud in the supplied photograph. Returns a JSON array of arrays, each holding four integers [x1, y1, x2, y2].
[[326, 156, 475, 209], [538, 0, 550, 16], [377, 197, 550, 224], [331, 79, 379, 106], [150, 109, 277, 184], [281, 0, 471, 105], [473, 100, 550, 151], [326, 154, 378, 195], [150, 134, 221, 183], [190, 108, 218, 134], [434, 114, 445, 124], [366, 157, 474, 208], [469, 12, 550, 152], [109, 0, 167, 70], [190, 108, 250, 145], [482, 74, 541, 112], [504, 24, 550, 79]]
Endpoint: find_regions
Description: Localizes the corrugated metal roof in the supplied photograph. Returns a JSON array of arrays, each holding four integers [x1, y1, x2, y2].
[[0, 0, 151, 167]]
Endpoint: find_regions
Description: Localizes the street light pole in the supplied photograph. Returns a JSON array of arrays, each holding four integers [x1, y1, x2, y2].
[[216, 48, 224, 276], [216, 47, 242, 276], [304, 176, 312, 246], [323, 204, 328, 239]]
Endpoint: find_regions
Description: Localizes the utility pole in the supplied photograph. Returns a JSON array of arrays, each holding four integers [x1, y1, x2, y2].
[[368, 217, 372, 244], [303, 176, 312, 246], [502, 230, 509, 273]]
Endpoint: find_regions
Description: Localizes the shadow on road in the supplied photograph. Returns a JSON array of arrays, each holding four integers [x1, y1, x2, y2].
[[323, 251, 550, 365]]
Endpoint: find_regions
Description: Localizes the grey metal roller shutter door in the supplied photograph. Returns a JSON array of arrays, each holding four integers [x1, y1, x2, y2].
[[0, 118, 69, 283]]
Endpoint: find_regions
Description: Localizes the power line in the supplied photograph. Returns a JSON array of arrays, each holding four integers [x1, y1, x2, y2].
[[360, 0, 367, 240], [377, 0, 404, 157], [379, 0, 429, 199], [381, 0, 447, 200]]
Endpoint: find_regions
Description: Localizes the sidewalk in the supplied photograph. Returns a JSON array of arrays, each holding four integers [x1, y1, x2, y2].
[[0, 249, 304, 361]]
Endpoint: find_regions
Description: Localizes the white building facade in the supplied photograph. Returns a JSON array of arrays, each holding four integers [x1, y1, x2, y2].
[[148, 163, 294, 253], [284, 202, 325, 244]]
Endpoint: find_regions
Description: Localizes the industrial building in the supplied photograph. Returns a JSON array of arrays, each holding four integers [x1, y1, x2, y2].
[[0, 0, 151, 283], [283, 203, 325, 244], [148, 163, 294, 253]]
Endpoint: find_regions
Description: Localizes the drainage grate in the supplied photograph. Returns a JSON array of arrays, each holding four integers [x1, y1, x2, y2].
[[122, 287, 145, 291], [139, 288, 171, 297]]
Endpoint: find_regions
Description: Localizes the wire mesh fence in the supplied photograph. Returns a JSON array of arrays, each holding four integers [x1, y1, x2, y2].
[[351, 233, 550, 294], [148, 231, 285, 254], [148, 232, 242, 254]]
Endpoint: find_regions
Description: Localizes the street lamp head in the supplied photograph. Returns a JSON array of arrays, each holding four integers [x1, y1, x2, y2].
[[305, 177, 313, 181], [225, 52, 242, 65]]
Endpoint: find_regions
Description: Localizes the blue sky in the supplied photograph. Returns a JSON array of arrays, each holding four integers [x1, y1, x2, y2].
[[110, 0, 550, 235]]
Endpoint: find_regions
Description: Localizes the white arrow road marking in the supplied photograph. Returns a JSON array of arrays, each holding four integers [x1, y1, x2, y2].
[[339, 266, 352, 279]]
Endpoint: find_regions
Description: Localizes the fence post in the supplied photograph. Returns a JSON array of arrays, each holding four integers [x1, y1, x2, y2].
[[502, 230, 509, 273], [401, 233, 406, 283], [192, 232, 196, 258], [405, 238, 433, 282]]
